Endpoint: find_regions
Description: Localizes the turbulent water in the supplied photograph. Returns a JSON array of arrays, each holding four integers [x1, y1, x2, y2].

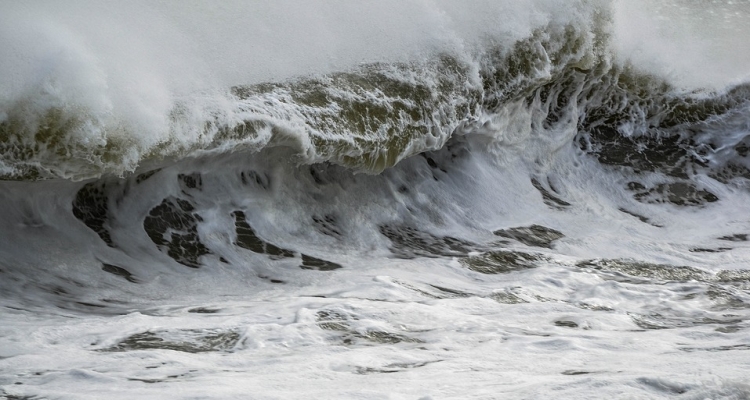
[[2, 1, 750, 398]]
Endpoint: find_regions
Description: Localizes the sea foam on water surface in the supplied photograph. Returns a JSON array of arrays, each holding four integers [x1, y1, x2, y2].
[[1, 1, 750, 399]]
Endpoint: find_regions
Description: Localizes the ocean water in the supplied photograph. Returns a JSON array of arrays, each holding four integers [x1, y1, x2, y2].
[[1, 1, 750, 398]]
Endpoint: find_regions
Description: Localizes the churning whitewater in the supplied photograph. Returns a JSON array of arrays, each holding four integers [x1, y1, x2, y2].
[[1, 1, 750, 399]]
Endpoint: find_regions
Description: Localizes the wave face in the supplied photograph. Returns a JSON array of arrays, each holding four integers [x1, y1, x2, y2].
[[2, 1, 750, 399]]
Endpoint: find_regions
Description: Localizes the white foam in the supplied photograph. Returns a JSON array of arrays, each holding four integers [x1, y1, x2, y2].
[[2, 2, 750, 398]]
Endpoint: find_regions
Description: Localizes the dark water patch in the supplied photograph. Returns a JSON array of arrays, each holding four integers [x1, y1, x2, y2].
[[232, 211, 294, 259], [461, 251, 543, 274], [627, 181, 646, 191], [554, 320, 579, 328], [390, 280, 477, 300], [62, 277, 87, 288], [358, 330, 422, 345], [390, 280, 443, 300], [576, 259, 712, 283], [421, 153, 447, 174], [573, 71, 746, 181], [575, 303, 614, 312], [690, 247, 732, 253], [718, 234, 748, 242], [490, 291, 528, 304], [126, 370, 197, 384], [562, 370, 591, 376], [493, 224, 564, 248], [429, 285, 473, 298], [704, 286, 750, 311], [735, 140, 750, 158], [629, 181, 719, 206], [188, 307, 220, 314], [355, 361, 441, 375], [312, 214, 341, 238], [628, 312, 744, 330], [520, 331, 552, 338], [72, 181, 115, 247], [51, 299, 130, 316], [258, 274, 285, 284], [101, 329, 240, 353], [34, 283, 131, 315], [300, 254, 342, 271], [316, 310, 421, 346], [47, 286, 69, 296], [572, 69, 750, 189], [353, 367, 396, 375], [586, 132, 695, 178], [680, 344, 750, 352], [531, 178, 571, 209], [308, 163, 337, 186], [128, 378, 165, 384], [716, 269, 750, 283], [240, 170, 270, 189], [316, 310, 354, 332], [177, 173, 202, 192], [637, 377, 691, 395], [144, 197, 211, 268], [135, 168, 160, 184], [421, 153, 448, 181], [715, 326, 743, 333], [618, 208, 649, 224], [101, 263, 138, 283], [0, 390, 39, 400], [379, 225, 474, 259], [37, 280, 78, 299], [75, 301, 106, 309], [424, 131, 472, 167], [618, 208, 663, 227], [100, 299, 129, 305], [710, 163, 750, 185]]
